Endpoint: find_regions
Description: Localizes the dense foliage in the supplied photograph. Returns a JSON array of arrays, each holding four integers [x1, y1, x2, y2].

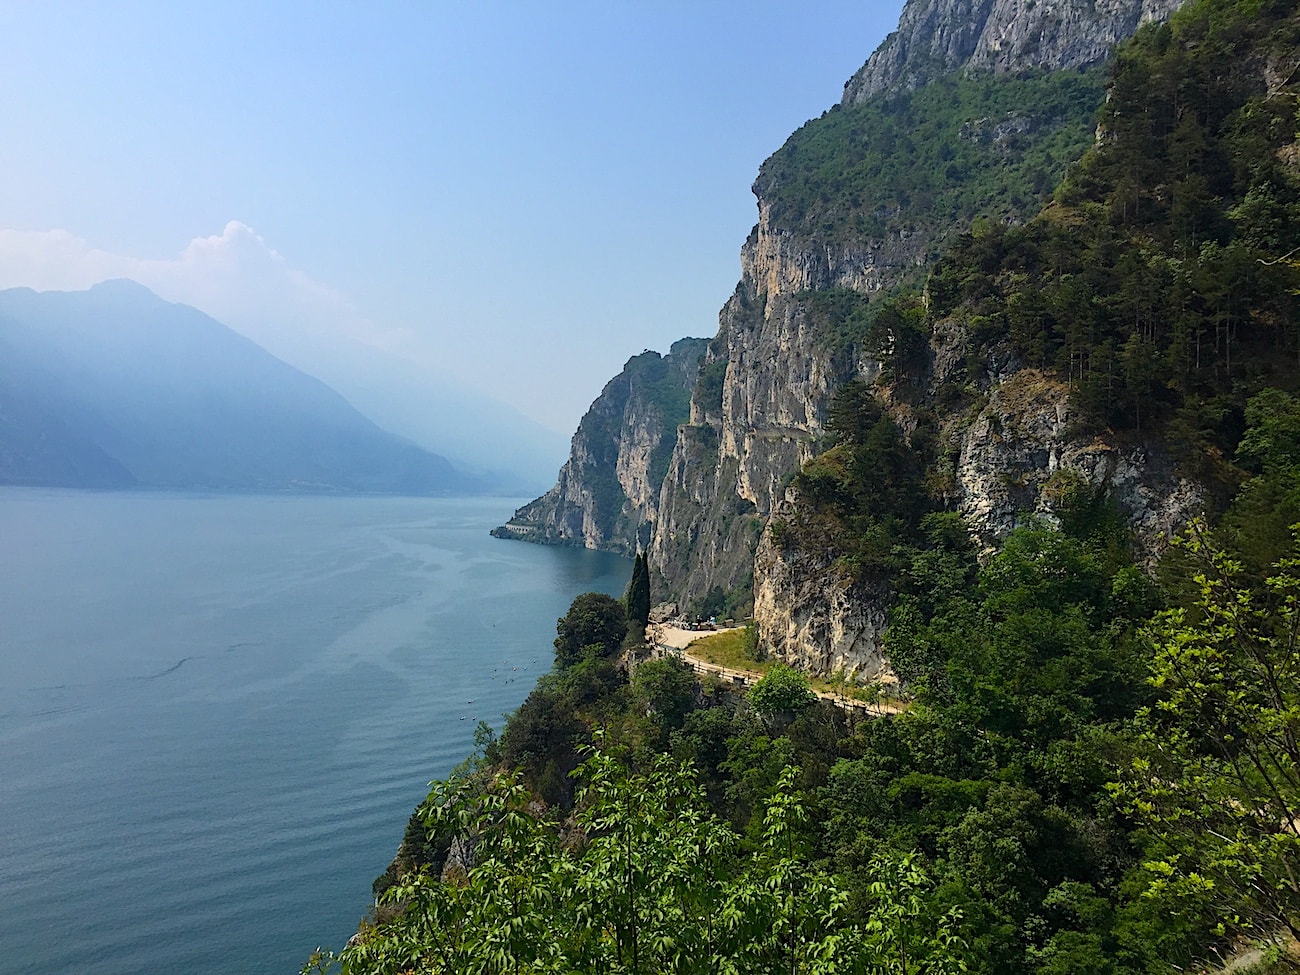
[[758, 68, 1107, 247], [1116, 524, 1300, 960], [333, 752, 968, 975], [774, 379, 936, 584], [338, 412, 1300, 973], [924, 0, 1300, 464], [333, 510, 1289, 975]]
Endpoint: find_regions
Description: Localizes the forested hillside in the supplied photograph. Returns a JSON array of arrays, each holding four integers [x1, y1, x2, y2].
[[752, 0, 1300, 678], [321, 0, 1300, 972]]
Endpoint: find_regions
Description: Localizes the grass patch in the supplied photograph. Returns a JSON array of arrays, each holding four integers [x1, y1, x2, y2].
[[687, 629, 773, 675]]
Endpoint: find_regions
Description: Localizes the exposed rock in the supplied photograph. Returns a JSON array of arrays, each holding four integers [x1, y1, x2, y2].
[[441, 834, 477, 884], [753, 520, 892, 681], [649, 278, 870, 606], [842, 0, 1183, 105], [948, 369, 1204, 562], [493, 338, 708, 556]]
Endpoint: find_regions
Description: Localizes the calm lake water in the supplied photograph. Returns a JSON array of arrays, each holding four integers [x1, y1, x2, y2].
[[0, 490, 630, 975]]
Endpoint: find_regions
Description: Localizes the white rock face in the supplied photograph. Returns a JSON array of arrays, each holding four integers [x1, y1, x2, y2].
[[649, 214, 875, 603], [843, 0, 1184, 104], [950, 369, 1204, 562], [753, 527, 893, 681], [747, 201, 923, 299]]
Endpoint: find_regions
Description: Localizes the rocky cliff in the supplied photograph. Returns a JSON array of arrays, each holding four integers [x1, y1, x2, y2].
[[752, 365, 1205, 681], [509, 0, 1193, 667], [842, 0, 1182, 104], [648, 0, 1184, 618], [493, 338, 708, 556]]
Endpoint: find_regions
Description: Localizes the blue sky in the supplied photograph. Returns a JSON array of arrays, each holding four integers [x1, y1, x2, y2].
[[0, 1, 904, 463]]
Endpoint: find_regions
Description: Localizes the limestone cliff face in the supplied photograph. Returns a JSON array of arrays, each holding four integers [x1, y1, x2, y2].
[[752, 533, 893, 682], [507, 0, 1190, 661], [665, 2, 1209, 659], [842, 0, 1182, 104], [647, 0, 1183, 617], [751, 359, 1204, 681], [943, 369, 1203, 561], [649, 223, 881, 606], [493, 338, 707, 556]]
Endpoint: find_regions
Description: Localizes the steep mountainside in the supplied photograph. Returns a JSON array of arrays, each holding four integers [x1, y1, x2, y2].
[[842, 0, 1181, 103], [647, 0, 1190, 616], [506, 0, 1300, 676], [0, 280, 477, 494], [753, 0, 1299, 677], [492, 338, 708, 555]]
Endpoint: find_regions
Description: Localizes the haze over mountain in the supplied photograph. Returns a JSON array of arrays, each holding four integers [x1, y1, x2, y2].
[[0, 280, 479, 495]]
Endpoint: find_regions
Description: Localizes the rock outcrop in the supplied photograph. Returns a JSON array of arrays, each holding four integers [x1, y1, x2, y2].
[[752, 534, 893, 683], [493, 338, 708, 556], [942, 368, 1203, 561], [842, 0, 1183, 104], [750, 360, 1205, 682]]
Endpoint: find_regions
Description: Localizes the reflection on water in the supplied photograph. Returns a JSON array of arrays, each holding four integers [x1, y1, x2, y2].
[[0, 489, 629, 975]]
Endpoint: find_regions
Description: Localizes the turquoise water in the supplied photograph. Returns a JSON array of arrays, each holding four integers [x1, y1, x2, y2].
[[0, 490, 630, 974]]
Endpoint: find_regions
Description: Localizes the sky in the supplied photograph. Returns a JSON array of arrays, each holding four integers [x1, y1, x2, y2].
[[0, 1, 905, 474]]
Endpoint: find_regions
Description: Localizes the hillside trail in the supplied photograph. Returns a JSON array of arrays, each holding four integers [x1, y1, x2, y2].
[[651, 624, 905, 717]]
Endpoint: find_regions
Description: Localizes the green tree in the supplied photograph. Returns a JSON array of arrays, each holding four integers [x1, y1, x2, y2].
[[1114, 523, 1300, 950], [336, 748, 973, 974], [554, 592, 628, 669], [748, 664, 815, 718], [624, 552, 651, 628], [862, 851, 968, 975], [632, 657, 697, 742]]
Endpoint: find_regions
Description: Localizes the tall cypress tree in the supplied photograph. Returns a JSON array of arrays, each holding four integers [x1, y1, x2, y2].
[[625, 552, 651, 627]]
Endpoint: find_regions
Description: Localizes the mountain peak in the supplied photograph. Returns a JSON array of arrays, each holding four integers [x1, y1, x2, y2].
[[842, 0, 1183, 105], [87, 277, 158, 297]]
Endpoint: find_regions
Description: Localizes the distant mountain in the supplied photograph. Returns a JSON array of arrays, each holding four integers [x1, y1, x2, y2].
[[0, 280, 478, 494]]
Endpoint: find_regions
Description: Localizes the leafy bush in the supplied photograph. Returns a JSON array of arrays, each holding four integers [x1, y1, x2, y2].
[[747, 664, 814, 716], [553, 592, 627, 669]]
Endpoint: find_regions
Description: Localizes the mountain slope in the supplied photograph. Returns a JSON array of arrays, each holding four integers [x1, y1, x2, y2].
[[493, 338, 709, 555], [0, 280, 476, 494], [647, 0, 1190, 614], [506, 0, 1194, 618], [753, 0, 1300, 675]]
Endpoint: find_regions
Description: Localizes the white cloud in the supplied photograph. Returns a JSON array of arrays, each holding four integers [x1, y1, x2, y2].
[[0, 221, 413, 365]]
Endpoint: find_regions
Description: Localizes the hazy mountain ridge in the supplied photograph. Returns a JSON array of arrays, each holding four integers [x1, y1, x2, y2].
[[0, 280, 478, 495]]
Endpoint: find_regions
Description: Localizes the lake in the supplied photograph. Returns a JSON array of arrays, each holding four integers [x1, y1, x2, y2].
[[0, 490, 630, 975]]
